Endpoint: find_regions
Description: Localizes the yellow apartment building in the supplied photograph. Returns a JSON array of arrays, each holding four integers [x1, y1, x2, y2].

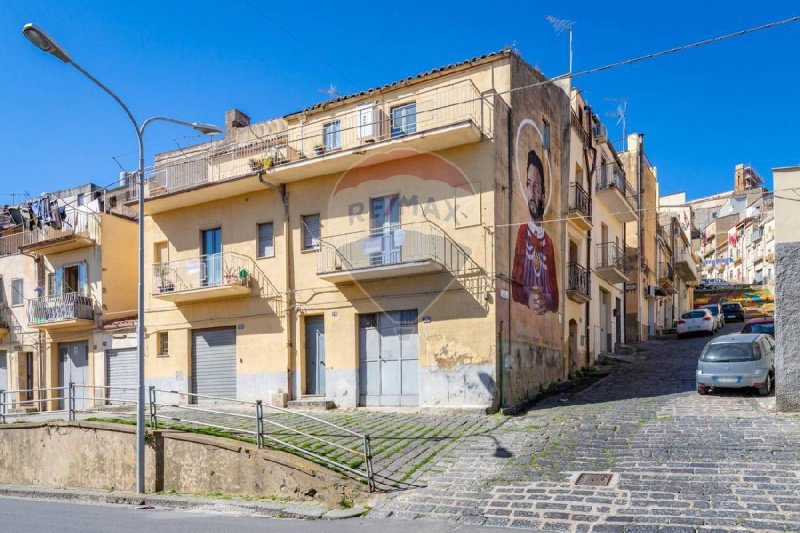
[[136, 50, 624, 410], [564, 90, 636, 369], [12, 186, 139, 410]]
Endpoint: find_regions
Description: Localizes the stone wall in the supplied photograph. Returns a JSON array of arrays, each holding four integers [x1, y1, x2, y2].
[[0, 421, 364, 507], [775, 242, 800, 411]]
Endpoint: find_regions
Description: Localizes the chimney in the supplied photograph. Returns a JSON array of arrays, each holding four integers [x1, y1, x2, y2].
[[225, 109, 250, 139]]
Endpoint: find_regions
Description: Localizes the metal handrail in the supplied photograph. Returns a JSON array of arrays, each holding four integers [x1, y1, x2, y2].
[[148, 387, 374, 490]]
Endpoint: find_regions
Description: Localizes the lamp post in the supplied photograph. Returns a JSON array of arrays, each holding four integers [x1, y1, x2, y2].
[[22, 23, 221, 493]]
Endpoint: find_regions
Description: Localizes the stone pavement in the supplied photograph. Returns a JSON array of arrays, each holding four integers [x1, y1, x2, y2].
[[370, 324, 800, 532]]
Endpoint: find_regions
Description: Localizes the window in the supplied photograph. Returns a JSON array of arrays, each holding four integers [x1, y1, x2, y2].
[[77, 193, 85, 207], [157, 332, 169, 356], [600, 157, 608, 187], [391, 103, 417, 137], [11, 279, 23, 307], [542, 119, 551, 151], [257, 222, 274, 258], [322, 121, 341, 150], [0, 279, 4, 304], [302, 214, 321, 250]]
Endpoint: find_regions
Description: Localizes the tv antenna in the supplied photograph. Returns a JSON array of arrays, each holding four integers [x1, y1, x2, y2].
[[605, 98, 628, 151], [546, 15, 576, 75], [318, 83, 339, 99], [1, 192, 31, 204]]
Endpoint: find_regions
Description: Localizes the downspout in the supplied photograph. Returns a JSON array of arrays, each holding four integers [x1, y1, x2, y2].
[[637, 134, 644, 340], [258, 173, 294, 400], [501, 105, 514, 410], [622, 219, 627, 344]]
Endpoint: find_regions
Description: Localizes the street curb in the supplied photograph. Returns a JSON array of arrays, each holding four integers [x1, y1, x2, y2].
[[0, 485, 355, 519]]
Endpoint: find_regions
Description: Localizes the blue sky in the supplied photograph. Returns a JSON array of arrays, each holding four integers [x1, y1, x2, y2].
[[1, 1, 798, 202]]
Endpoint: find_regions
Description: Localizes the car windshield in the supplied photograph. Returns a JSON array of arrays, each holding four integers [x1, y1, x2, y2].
[[722, 304, 741, 311], [703, 306, 719, 316], [745, 323, 774, 335], [683, 311, 706, 319], [701, 342, 755, 362]]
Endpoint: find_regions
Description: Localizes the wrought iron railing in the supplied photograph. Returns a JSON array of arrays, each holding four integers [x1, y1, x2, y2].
[[26, 292, 93, 325], [596, 242, 626, 271], [598, 163, 638, 209], [131, 80, 484, 200], [567, 262, 590, 298], [0, 305, 22, 343], [568, 183, 592, 220], [570, 110, 591, 146], [22, 209, 100, 248]]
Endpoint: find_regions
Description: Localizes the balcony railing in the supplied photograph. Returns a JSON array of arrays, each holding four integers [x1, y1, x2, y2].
[[0, 305, 22, 342], [0, 231, 24, 257], [570, 110, 591, 146], [20, 209, 100, 252], [568, 183, 592, 221], [750, 229, 764, 243], [27, 292, 94, 325], [567, 262, 591, 299], [596, 242, 626, 270], [598, 164, 638, 208], [154, 252, 253, 294], [132, 80, 483, 201]]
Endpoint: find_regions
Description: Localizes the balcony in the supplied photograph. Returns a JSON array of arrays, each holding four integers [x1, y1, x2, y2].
[[570, 110, 592, 146], [753, 248, 764, 263], [596, 165, 637, 223], [0, 305, 19, 341], [19, 211, 99, 254], [751, 229, 764, 243], [658, 262, 677, 294], [566, 262, 591, 303], [152, 252, 256, 303], [131, 81, 485, 214], [674, 252, 699, 284], [318, 221, 448, 284], [595, 243, 628, 284], [567, 183, 592, 231], [27, 293, 94, 331]]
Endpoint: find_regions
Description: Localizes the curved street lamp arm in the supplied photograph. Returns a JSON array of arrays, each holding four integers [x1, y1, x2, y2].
[[69, 60, 141, 138]]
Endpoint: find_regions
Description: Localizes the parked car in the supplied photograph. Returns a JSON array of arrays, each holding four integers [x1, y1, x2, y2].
[[677, 309, 715, 338], [721, 302, 746, 322], [742, 317, 775, 337], [700, 304, 725, 331], [696, 333, 775, 395]]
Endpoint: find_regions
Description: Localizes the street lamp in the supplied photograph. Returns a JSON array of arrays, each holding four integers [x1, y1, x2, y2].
[[22, 23, 221, 494]]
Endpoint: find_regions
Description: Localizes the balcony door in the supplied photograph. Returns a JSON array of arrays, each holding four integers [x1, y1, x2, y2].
[[201, 228, 222, 287], [369, 196, 400, 266]]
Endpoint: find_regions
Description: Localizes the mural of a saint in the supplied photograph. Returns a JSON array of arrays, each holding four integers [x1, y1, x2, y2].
[[512, 149, 559, 314]]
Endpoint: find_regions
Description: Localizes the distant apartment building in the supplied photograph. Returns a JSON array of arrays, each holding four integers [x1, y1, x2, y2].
[[0, 183, 137, 411], [131, 50, 639, 411]]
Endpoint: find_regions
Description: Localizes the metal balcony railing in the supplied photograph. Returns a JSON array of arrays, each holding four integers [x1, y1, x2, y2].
[[22, 209, 100, 249], [0, 231, 24, 257], [751, 229, 764, 243], [658, 262, 674, 282], [567, 262, 591, 297], [596, 242, 626, 271], [0, 305, 22, 342], [318, 221, 447, 274], [153, 252, 253, 294], [568, 183, 592, 220], [131, 81, 484, 200], [597, 163, 638, 210], [26, 292, 94, 325]]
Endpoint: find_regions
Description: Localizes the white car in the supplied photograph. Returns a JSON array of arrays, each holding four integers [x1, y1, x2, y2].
[[677, 308, 715, 338]]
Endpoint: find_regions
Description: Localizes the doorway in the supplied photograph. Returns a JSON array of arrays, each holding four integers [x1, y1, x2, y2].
[[599, 289, 612, 353], [201, 228, 222, 287], [304, 316, 326, 396], [369, 195, 400, 266], [57, 342, 89, 410], [615, 298, 622, 348]]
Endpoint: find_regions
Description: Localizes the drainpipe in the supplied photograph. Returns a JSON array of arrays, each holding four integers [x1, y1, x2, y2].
[[636, 134, 644, 341], [500, 105, 514, 411], [258, 174, 294, 400], [585, 228, 591, 364]]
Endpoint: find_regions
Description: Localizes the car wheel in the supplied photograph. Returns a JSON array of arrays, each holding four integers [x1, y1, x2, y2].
[[697, 385, 708, 395], [677, 334, 684, 339], [758, 374, 772, 396]]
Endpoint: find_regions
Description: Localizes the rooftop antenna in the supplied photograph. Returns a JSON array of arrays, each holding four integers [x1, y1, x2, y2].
[[317, 83, 338, 99], [1, 192, 31, 204], [111, 156, 126, 172], [546, 15, 576, 75], [605, 97, 628, 151]]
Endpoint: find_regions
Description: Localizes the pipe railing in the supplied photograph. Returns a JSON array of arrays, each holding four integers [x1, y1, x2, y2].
[[149, 387, 375, 491], [0, 386, 69, 422], [131, 80, 483, 201]]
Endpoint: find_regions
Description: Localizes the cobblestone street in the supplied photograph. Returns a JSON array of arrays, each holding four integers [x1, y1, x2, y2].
[[370, 324, 800, 532]]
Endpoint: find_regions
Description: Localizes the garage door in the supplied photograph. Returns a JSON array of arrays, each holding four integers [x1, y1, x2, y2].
[[0, 351, 7, 392], [106, 348, 137, 402], [191, 327, 237, 403], [359, 310, 419, 407]]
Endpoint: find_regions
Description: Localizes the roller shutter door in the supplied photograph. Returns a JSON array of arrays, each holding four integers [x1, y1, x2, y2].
[[191, 327, 237, 402], [106, 348, 137, 402]]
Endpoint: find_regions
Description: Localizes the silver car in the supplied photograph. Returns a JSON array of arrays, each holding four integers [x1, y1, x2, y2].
[[696, 334, 775, 395]]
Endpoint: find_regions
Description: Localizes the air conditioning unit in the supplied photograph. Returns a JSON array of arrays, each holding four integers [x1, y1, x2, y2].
[[357, 103, 383, 142], [592, 119, 608, 144]]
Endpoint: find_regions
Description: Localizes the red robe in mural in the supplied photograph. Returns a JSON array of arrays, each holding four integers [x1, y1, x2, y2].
[[512, 222, 559, 313]]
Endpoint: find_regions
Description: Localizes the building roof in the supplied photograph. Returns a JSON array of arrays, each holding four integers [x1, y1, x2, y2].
[[286, 48, 514, 117]]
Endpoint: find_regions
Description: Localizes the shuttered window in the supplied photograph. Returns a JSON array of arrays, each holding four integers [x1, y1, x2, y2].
[[158, 332, 169, 356], [302, 214, 321, 250], [257, 222, 274, 258]]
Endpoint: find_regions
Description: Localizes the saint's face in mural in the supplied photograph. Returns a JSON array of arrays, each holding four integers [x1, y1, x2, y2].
[[512, 148, 559, 314]]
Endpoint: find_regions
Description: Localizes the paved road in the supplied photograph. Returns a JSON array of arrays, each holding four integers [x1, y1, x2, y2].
[[0, 496, 505, 533], [372, 323, 800, 532]]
